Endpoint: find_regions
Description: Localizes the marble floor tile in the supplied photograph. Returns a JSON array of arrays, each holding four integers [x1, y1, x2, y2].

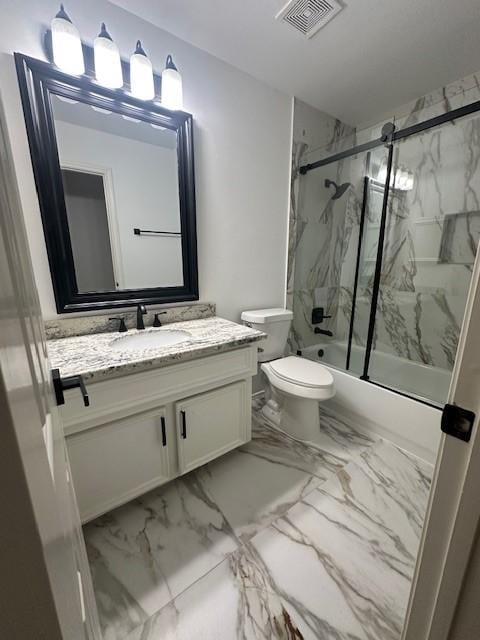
[[249, 441, 433, 640], [123, 545, 304, 640], [358, 440, 432, 534], [84, 474, 239, 639], [85, 399, 432, 640], [195, 404, 377, 542]]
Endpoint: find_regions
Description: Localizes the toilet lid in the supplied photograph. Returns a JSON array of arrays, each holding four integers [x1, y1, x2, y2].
[[270, 356, 334, 389]]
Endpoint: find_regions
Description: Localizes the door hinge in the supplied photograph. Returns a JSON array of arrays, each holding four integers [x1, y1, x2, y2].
[[441, 403, 475, 443], [77, 570, 86, 623]]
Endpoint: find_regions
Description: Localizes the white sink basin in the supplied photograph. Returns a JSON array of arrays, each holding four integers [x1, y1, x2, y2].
[[111, 330, 191, 352]]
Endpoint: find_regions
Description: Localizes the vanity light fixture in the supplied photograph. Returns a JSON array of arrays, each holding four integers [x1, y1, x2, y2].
[[56, 95, 79, 105], [91, 106, 112, 114], [393, 166, 414, 191], [405, 171, 414, 191], [161, 55, 183, 110], [394, 167, 406, 191], [51, 4, 85, 75], [50, 17, 184, 110], [94, 23, 123, 89], [376, 160, 414, 191], [130, 40, 155, 100], [376, 158, 388, 184]]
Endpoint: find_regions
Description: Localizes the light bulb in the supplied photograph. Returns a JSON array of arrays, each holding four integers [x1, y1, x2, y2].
[[130, 40, 154, 100], [397, 168, 408, 190], [405, 171, 414, 191], [56, 95, 79, 104], [376, 158, 388, 184], [51, 4, 85, 75], [91, 105, 112, 114], [390, 169, 397, 189], [161, 55, 183, 110], [94, 23, 123, 89]]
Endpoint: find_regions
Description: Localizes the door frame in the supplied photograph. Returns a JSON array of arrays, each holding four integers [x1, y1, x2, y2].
[[402, 225, 480, 639], [61, 160, 125, 289]]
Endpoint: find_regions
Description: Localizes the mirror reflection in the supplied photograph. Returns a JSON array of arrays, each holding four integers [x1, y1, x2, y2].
[[51, 94, 183, 292]]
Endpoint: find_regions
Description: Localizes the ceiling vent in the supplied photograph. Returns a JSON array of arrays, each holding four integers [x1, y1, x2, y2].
[[276, 0, 343, 38]]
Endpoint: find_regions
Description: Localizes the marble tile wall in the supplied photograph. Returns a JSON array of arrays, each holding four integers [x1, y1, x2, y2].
[[287, 98, 355, 352], [347, 107, 480, 373], [358, 70, 480, 142], [288, 72, 480, 383]]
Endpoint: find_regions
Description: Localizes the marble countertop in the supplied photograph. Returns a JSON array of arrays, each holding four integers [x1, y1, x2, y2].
[[48, 317, 265, 383]]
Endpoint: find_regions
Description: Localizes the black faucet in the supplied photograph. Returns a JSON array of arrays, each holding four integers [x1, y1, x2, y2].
[[136, 304, 147, 330], [314, 327, 333, 337]]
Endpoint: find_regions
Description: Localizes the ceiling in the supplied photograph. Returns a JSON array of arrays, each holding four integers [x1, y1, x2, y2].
[[110, 0, 480, 125]]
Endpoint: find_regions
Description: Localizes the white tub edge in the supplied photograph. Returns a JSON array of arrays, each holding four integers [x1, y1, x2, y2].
[[323, 368, 441, 465]]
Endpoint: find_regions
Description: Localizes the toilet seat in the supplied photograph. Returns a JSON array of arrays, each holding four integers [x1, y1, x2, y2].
[[270, 355, 333, 389], [261, 356, 335, 401]]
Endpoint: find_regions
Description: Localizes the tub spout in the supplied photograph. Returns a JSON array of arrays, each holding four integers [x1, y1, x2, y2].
[[314, 327, 333, 337]]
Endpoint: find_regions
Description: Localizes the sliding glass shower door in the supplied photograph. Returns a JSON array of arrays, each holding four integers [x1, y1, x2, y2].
[[343, 147, 391, 378], [358, 111, 480, 404], [291, 144, 390, 372], [293, 102, 480, 406]]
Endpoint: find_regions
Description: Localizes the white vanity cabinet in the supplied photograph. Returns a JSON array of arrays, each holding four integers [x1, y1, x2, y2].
[[60, 345, 257, 523], [175, 381, 249, 474], [67, 407, 171, 522]]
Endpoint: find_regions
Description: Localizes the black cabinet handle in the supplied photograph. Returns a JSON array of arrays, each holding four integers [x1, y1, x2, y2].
[[161, 415, 167, 447], [180, 410, 187, 439], [52, 368, 89, 407]]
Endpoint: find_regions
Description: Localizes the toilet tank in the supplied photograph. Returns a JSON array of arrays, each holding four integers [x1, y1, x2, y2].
[[241, 308, 293, 362]]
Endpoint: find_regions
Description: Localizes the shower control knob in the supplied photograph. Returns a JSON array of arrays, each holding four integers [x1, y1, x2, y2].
[[311, 307, 331, 324]]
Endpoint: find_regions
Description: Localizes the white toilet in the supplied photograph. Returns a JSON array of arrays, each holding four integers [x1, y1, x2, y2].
[[241, 308, 335, 443]]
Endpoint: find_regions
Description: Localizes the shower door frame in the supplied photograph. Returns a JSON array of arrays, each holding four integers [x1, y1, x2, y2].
[[300, 96, 480, 407]]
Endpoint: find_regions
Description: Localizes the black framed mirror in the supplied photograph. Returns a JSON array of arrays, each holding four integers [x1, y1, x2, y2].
[[15, 52, 198, 313]]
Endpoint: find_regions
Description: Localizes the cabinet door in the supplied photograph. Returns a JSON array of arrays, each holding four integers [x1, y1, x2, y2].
[[67, 408, 171, 522], [175, 381, 250, 474]]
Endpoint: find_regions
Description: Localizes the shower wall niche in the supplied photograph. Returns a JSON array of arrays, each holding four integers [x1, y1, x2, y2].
[[288, 73, 480, 406]]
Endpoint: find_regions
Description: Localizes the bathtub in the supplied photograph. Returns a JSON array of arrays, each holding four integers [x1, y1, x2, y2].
[[301, 341, 445, 464]]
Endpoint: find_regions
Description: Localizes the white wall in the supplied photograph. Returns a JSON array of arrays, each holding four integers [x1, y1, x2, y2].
[[55, 119, 183, 289], [0, 0, 292, 320]]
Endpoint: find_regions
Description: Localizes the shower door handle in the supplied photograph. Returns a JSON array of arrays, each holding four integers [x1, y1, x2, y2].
[[441, 404, 475, 443]]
